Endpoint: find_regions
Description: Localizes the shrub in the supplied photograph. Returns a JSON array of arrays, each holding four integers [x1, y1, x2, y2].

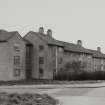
[[55, 60, 105, 80], [0, 92, 58, 105]]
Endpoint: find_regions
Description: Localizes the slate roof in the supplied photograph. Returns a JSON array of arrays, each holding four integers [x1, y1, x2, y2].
[[62, 41, 93, 54], [26, 31, 64, 47], [88, 49, 105, 59], [0, 30, 17, 42], [25, 31, 105, 58], [25, 31, 94, 54], [23, 38, 33, 45]]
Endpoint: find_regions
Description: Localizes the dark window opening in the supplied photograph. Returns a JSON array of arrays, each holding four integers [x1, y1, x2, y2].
[[39, 68, 44, 78], [39, 57, 44, 64], [39, 68, 44, 74], [39, 45, 44, 51]]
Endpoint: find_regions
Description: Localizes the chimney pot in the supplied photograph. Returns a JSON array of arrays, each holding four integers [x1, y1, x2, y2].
[[97, 47, 101, 52], [47, 29, 52, 37], [77, 40, 82, 46], [39, 27, 44, 34]]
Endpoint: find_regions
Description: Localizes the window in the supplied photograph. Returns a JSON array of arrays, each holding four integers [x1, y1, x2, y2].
[[14, 56, 20, 65], [39, 57, 44, 64], [39, 45, 44, 51], [101, 60, 104, 65], [79, 55, 83, 61], [14, 44, 20, 51], [39, 68, 44, 77], [58, 47, 63, 52], [39, 68, 44, 74], [14, 68, 20, 76], [88, 55, 92, 59], [59, 57, 63, 64]]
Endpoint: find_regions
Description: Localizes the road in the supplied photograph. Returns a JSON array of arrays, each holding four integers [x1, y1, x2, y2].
[[0, 84, 105, 105], [52, 87, 105, 105]]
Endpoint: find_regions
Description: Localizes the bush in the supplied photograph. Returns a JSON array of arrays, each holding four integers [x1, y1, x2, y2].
[[54, 60, 105, 80], [55, 66, 105, 80], [0, 92, 58, 105]]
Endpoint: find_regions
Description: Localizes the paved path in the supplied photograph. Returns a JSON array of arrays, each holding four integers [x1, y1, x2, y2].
[[0, 83, 105, 105]]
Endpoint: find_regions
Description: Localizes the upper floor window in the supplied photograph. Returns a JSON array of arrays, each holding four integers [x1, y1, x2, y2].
[[14, 68, 20, 77], [58, 47, 63, 52], [14, 44, 20, 52], [39, 45, 44, 51], [88, 55, 92, 59], [14, 56, 20, 65], [79, 55, 83, 61], [101, 60, 104, 65], [59, 57, 63, 64], [39, 57, 44, 64]]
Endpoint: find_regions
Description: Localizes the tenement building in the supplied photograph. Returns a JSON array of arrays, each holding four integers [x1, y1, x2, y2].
[[24, 27, 105, 80], [0, 27, 105, 81]]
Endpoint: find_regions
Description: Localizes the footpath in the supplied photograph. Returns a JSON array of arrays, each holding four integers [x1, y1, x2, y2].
[[0, 81, 105, 89]]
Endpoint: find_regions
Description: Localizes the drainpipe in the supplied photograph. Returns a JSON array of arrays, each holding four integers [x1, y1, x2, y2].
[[55, 47, 58, 75]]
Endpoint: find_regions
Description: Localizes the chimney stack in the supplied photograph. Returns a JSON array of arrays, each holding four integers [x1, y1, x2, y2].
[[47, 29, 52, 37], [39, 27, 44, 34], [77, 40, 82, 46], [97, 47, 101, 52]]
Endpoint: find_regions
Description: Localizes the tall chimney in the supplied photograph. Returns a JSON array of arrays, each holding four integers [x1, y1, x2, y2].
[[77, 40, 82, 46], [47, 29, 52, 37], [97, 47, 101, 52], [39, 27, 44, 34]]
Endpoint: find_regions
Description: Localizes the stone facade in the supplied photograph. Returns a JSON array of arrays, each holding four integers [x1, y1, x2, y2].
[[24, 27, 105, 80], [0, 28, 105, 81], [24, 31, 54, 79], [0, 30, 26, 81]]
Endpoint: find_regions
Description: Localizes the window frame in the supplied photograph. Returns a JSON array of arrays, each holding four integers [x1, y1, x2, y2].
[[39, 68, 44, 78], [14, 56, 20, 66], [14, 68, 21, 77], [39, 45, 44, 51], [39, 57, 44, 64]]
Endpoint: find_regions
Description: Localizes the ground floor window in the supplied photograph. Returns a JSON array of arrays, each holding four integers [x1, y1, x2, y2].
[[39, 68, 44, 78], [14, 68, 21, 77]]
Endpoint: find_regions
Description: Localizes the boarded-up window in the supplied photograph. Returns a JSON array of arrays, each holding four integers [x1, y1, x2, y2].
[[14, 56, 20, 65], [14, 68, 20, 76]]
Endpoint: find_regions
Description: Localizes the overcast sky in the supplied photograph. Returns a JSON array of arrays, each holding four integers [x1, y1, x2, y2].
[[0, 0, 105, 52]]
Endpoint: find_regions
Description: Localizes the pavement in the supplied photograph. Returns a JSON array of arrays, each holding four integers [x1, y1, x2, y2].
[[0, 81, 105, 89]]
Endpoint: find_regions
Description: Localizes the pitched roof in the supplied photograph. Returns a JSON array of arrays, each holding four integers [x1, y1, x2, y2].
[[25, 31, 64, 47], [0, 30, 18, 41], [24, 31, 94, 54], [62, 41, 93, 54], [88, 49, 105, 59]]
